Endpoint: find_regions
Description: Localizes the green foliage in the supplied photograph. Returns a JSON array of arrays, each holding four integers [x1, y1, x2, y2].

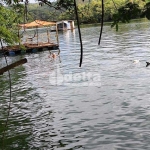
[[111, 2, 141, 30], [56, 0, 74, 10], [111, 0, 150, 30], [1, 0, 20, 5], [59, 0, 103, 23], [1, 0, 147, 24], [59, 0, 145, 24], [37, 0, 74, 11], [142, 2, 150, 20], [10, 4, 24, 23], [58, 9, 75, 20], [27, 3, 61, 21], [0, 5, 20, 45]]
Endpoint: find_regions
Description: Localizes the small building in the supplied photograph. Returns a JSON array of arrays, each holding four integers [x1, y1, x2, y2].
[[56, 20, 75, 31]]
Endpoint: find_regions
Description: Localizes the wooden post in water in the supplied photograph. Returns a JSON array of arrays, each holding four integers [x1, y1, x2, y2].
[[63, 21, 64, 31], [55, 24, 59, 45], [36, 27, 39, 45], [18, 26, 21, 46], [47, 27, 50, 43]]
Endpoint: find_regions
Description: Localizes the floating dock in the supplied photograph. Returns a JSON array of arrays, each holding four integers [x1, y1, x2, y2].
[[0, 42, 59, 56], [0, 20, 59, 56]]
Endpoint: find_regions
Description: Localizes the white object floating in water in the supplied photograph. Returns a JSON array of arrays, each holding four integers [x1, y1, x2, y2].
[[133, 60, 140, 64]]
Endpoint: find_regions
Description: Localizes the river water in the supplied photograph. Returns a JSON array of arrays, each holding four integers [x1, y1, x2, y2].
[[1, 20, 150, 150]]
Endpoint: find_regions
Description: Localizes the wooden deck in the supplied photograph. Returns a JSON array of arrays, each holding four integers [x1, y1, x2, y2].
[[0, 42, 59, 56], [24, 42, 58, 49]]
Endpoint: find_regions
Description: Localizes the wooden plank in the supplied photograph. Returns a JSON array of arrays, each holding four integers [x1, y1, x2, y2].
[[0, 58, 27, 75]]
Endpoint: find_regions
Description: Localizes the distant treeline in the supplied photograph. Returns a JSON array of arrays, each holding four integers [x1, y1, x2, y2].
[[27, 0, 146, 24]]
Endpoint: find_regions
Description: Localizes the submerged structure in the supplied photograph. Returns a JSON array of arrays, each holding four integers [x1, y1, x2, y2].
[[57, 20, 75, 31]]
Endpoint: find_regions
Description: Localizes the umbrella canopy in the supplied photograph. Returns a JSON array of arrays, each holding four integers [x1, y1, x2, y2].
[[19, 20, 56, 28]]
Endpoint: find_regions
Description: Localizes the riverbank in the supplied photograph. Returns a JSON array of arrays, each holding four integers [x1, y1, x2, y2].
[[79, 18, 148, 28]]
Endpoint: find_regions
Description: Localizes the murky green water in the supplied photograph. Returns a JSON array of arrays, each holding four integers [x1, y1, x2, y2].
[[1, 20, 150, 150]]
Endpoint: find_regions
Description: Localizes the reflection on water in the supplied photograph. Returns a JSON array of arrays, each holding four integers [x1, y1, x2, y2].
[[1, 20, 150, 150]]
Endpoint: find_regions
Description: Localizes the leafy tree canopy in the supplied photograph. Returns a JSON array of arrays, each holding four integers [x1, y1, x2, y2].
[[0, 5, 19, 45]]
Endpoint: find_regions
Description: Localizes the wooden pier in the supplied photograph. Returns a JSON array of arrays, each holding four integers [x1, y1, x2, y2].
[[0, 42, 59, 56], [0, 20, 59, 56]]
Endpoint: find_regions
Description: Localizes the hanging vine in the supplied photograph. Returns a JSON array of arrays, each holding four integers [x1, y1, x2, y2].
[[74, 0, 83, 67], [98, 0, 104, 45], [0, 40, 12, 150]]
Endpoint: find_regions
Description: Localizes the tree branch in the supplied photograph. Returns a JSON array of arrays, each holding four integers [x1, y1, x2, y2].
[[0, 58, 27, 75]]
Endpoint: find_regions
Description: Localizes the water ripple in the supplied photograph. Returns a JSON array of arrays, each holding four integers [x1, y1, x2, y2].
[[1, 20, 150, 150]]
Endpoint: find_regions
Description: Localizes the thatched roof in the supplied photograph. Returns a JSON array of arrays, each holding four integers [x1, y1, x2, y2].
[[19, 20, 56, 28]]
